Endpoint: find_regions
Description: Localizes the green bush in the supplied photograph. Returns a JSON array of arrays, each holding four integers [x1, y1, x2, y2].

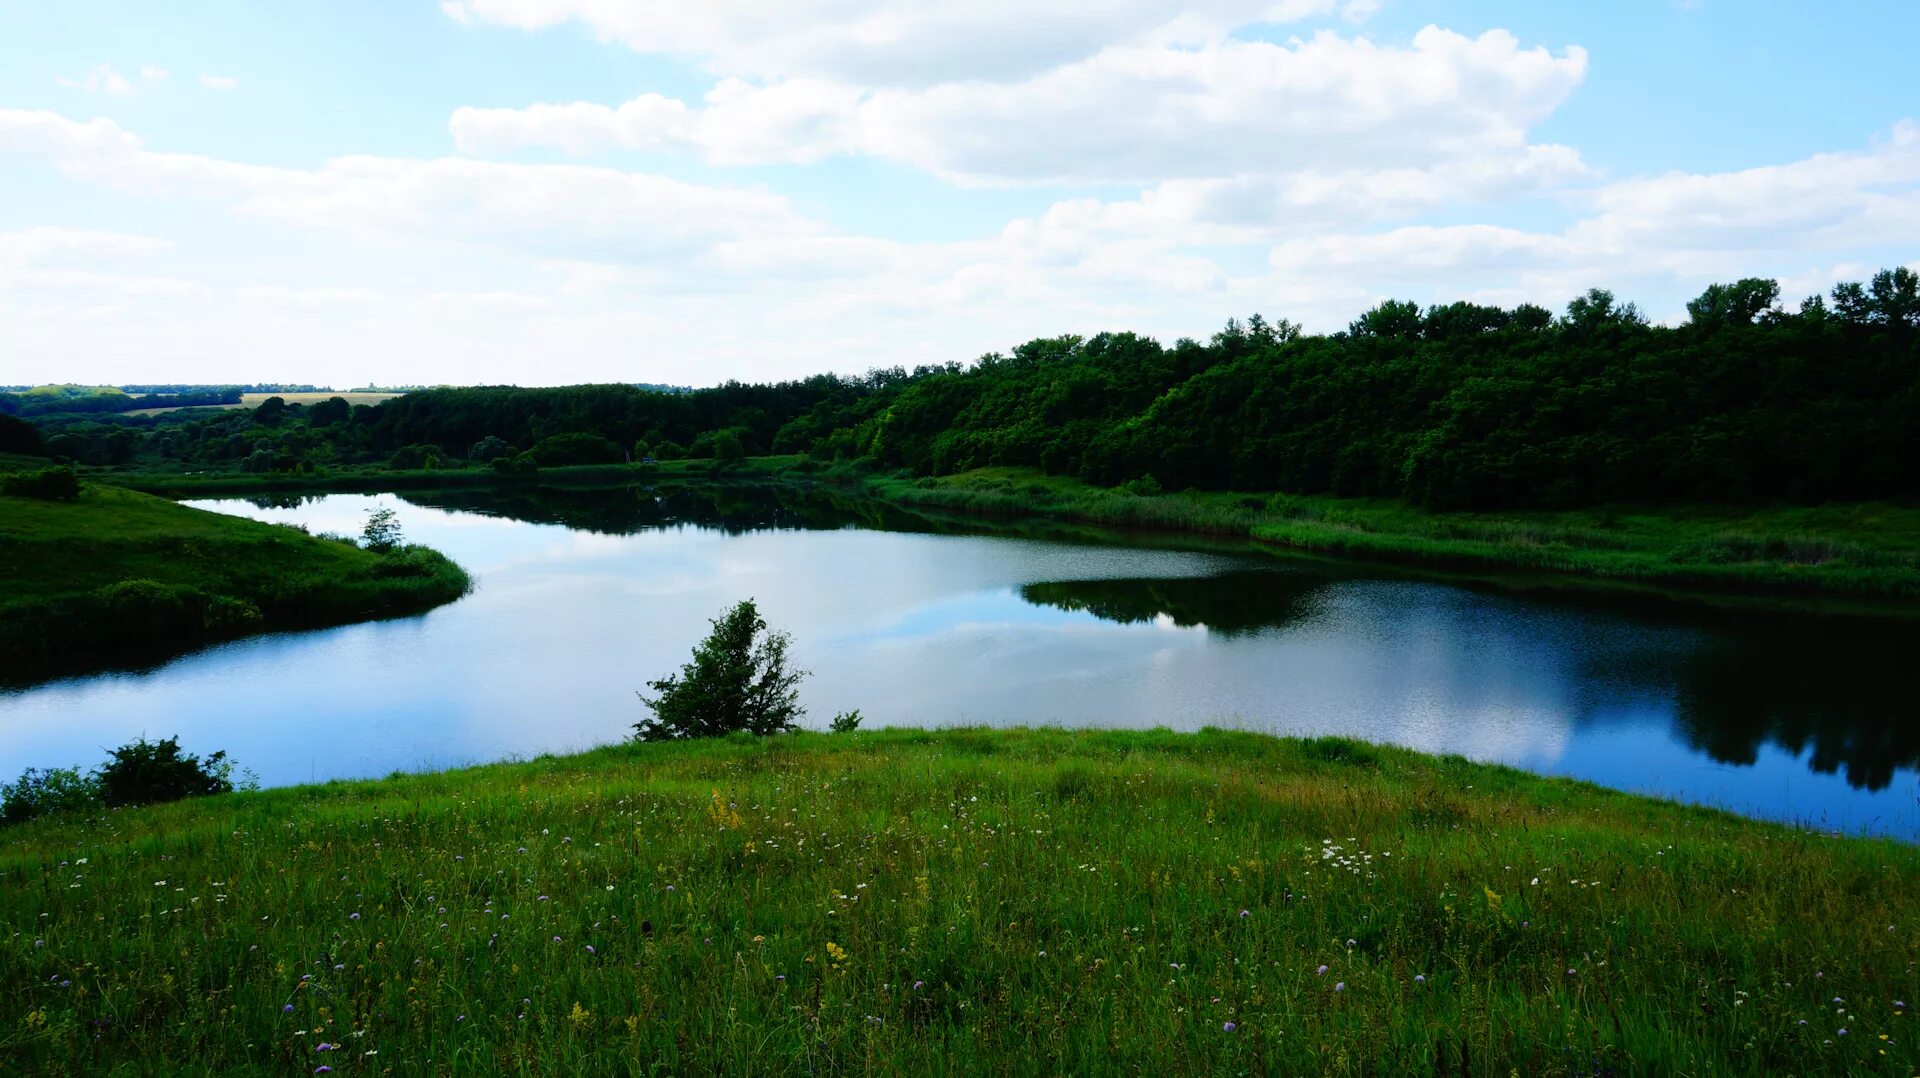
[[527, 432, 622, 467], [3, 467, 81, 501], [0, 766, 100, 824], [95, 736, 235, 809]]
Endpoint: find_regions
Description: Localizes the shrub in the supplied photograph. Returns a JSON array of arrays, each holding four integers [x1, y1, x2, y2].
[[829, 709, 863, 733], [0, 767, 100, 825], [386, 444, 443, 470], [3, 467, 81, 501], [95, 736, 234, 808], [635, 599, 807, 741], [527, 433, 622, 467]]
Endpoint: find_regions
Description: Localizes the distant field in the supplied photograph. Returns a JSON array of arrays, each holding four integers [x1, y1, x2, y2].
[[125, 391, 400, 416]]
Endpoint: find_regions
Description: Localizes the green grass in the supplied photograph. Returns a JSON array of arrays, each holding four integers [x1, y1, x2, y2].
[[108, 456, 808, 496], [1, 728, 1914, 1074], [862, 468, 1920, 613], [100, 457, 1920, 613], [0, 482, 470, 683]]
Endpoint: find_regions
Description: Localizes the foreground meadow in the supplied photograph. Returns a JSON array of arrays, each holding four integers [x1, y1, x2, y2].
[[3, 728, 1916, 1074]]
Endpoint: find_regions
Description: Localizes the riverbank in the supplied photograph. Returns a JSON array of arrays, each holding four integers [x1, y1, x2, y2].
[[2, 727, 1914, 1073], [98, 458, 1920, 615], [0, 480, 471, 684], [860, 468, 1920, 612]]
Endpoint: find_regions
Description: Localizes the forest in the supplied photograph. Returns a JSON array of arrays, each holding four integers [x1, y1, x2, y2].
[[15, 268, 1919, 511]]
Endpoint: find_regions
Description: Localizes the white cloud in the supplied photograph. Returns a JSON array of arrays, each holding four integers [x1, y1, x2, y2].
[[454, 28, 1588, 186], [140, 66, 170, 84], [0, 227, 172, 271], [440, 0, 1381, 85], [199, 74, 239, 91], [55, 65, 136, 96], [0, 108, 816, 265]]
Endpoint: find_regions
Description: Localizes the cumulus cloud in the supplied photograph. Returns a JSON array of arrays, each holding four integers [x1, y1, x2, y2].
[[440, 0, 1380, 85], [0, 108, 816, 265], [454, 28, 1588, 186], [55, 65, 136, 95]]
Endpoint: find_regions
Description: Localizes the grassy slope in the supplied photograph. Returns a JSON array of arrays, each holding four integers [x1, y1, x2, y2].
[[0, 483, 470, 680], [863, 468, 1920, 612], [2, 728, 1914, 1074]]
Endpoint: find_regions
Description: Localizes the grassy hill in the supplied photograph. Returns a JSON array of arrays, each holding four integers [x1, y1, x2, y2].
[[2, 728, 1914, 1073], [0, 479, 469, 684]]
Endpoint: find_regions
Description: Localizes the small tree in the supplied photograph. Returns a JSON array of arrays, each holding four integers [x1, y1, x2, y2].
[[361, 507, 403, 551], [635, 599, 806, 741]]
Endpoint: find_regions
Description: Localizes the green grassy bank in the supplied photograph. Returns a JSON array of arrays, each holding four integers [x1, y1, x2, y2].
[[1, 728, 1914, 1074], [0, 480, 470, 683], [861, 468, 1920, 613], [98, 456, 1920, 613]]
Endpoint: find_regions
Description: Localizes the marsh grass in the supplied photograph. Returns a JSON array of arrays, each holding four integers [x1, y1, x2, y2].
[[2, 728, 1915, 1074]]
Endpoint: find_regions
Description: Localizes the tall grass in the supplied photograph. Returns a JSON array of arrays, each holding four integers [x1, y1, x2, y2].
[[2, 728, 1915, 1074]]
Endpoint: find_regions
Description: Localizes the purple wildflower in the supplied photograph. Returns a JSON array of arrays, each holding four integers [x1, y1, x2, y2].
[[1316, 965, 1328, 976], [1222, 1022, 1237, 1032]]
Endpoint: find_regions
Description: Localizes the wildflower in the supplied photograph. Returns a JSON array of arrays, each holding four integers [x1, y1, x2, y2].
[[1839, 1028, 1849, 1036], [1414, 975, 1426, 984], [913, 981, 924, 990], [1316, 965, 1328, 976], [1239, 910, 1250, 919], [457, 1015, 466, 1022], [349, 912, 361, 921], [1169, 963, 1182, 971], [333, 964, 345, 971], [1223, 1022, 1237, 1032], [284, 1005, 295, 1013], [315, 1069, 331, 1075], [1335, 982, 1346, 992], [585, 945, 596, 955]]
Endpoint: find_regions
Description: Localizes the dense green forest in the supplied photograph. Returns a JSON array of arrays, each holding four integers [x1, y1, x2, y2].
[[21, 268, 1920, 510]]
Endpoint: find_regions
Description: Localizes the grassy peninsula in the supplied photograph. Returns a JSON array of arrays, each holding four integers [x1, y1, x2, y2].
[[2, 728, 1915, 1074], [0, 477, 470, 684]]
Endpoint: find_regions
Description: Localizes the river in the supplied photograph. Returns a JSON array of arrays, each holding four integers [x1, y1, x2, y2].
[[3, 484, 1914, 838]]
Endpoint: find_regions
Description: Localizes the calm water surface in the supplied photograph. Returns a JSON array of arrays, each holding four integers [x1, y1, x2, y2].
[[3, 486, 1915, 838]]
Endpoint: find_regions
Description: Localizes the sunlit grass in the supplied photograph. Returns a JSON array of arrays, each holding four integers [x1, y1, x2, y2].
[[3, 728, 1915, 1074]]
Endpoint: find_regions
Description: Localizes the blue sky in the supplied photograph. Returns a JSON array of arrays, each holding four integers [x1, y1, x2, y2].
[[2, 0, 1916, 387]]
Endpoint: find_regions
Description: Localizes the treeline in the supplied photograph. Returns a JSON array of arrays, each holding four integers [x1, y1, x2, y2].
[[0, 384, 244, 418], [29, 267, 1920, 510]]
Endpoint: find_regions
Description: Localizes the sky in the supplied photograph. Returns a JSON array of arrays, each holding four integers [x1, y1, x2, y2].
[[2, 1, 1917, 389]]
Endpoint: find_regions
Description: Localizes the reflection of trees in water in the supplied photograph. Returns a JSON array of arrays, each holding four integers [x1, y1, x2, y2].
[[399, 484, 913, 536], [1673, 631, 1920, 791], [1028, 572, 1918, 792], [1019, 571, 1328, 637]]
